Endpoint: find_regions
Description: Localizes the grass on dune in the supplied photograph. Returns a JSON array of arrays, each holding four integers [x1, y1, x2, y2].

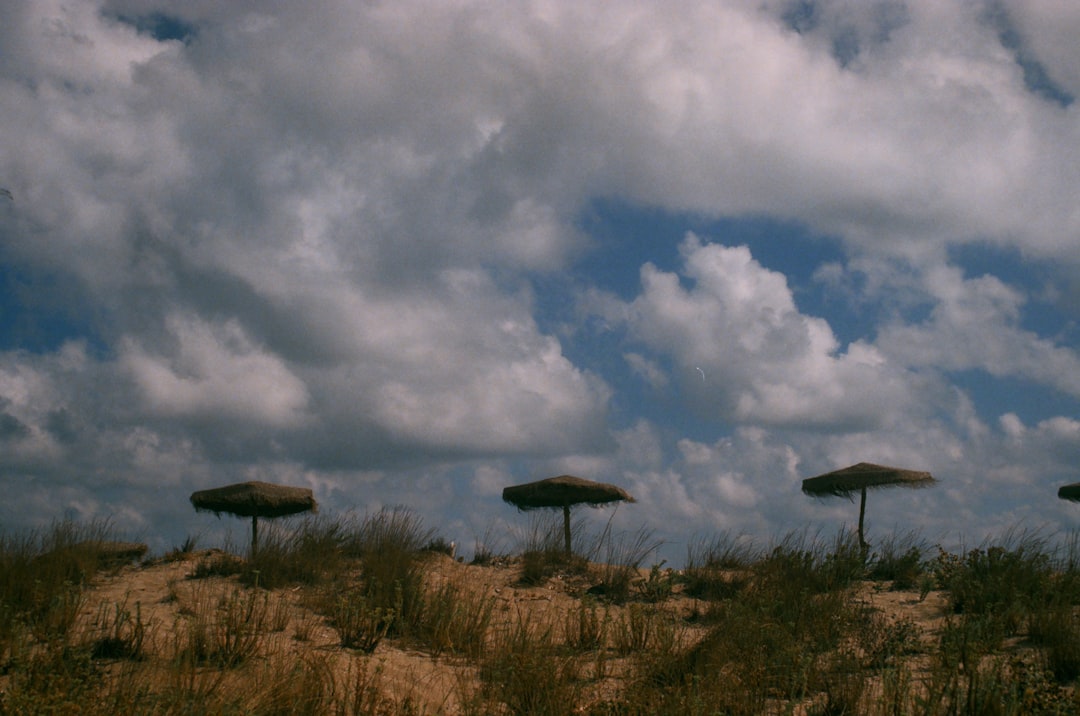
[[6, 517, 1080, 714]]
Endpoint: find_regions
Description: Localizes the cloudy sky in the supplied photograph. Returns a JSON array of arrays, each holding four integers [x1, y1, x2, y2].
[[2, 0, 1080, 561]]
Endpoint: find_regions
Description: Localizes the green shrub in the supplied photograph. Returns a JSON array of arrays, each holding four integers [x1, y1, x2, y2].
[[326, 585, 394, 653], [636, 562, 675, 603], [935, 534, 1057, 637], [0, 643, 105, 713], [856, 612, 921, 670]]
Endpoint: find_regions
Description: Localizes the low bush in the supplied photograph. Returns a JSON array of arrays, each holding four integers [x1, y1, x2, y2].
[[934, 531, 1059, 639], [324, 584, 394, 653]]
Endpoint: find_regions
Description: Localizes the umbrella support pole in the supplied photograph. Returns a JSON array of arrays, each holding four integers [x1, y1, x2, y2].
[[252, 514, 259, 558], [857, 487, 867, 555], [563, 504, 572, 555]]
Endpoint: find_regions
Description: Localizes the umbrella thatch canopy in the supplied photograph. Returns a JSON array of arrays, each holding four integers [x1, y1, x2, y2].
[[503, 475, 635, 555], [802, 462, 936, 550], [190, 481, 317, 556], [1058, 483, 1080, 502]]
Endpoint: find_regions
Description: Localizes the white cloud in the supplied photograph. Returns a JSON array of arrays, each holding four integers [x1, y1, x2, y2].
[[611, 424, 804, 542], [7, 1, 1080, 295], [1000, 1, 1080, 97], [273, 268, 615, 465], [876, 265, 1080, 397], [1, 0, 1079, 554], [597, 234, 922, 429], [121, 313, 310, 427], [623, 352, 668, 389]]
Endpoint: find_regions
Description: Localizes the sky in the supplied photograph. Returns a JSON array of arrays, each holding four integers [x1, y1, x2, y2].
[[2, 0, 1080, 563]]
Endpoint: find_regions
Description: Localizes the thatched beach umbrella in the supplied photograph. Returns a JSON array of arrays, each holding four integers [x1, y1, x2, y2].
[[190, 480, 317, 556], [502, 474, 636, 555], [1058, 483, 1080, 502], [802, 462, 936, 550]]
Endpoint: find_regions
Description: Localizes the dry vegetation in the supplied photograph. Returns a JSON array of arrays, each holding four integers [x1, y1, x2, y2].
[[3, 515, 1080, 715]]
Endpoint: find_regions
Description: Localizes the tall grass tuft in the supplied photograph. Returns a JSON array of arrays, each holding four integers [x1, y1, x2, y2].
[[0, 519, 118, 652], [866, 530, 929, 590], [588, 526, 662, 603], [88, 594, 150, 660], [753, 529, 865, 596], [517, 511, 589, 585], [682, 531, 757, 601], [1030, 605, 1080, 684], [630, 531, 870, 714], [240, 517, 352, 589], [351, 507, 432, 637], [324, 584, 393, 652], [175, 585, 270, 667], [415, 576, 494, 658], [563, 596, 609, 651], [471, 523, 508, 566], [479, 609, 581, 715]]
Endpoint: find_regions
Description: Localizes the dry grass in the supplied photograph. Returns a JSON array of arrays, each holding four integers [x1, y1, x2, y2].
[[5, 519, 1080, 714]]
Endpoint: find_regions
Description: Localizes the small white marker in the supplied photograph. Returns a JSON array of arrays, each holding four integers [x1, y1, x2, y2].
[[695, 366, 705, 382]]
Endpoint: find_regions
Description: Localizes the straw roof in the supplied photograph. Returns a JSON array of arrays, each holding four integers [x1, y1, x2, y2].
[[502, 474, 635, 511], [802, 462, 936, 498], [1059, 483, 1080, 502], [190, 480, 317, 519]]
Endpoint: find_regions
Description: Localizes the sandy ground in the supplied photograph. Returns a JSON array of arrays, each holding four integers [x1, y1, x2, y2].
[[62, 551, 960, 713]]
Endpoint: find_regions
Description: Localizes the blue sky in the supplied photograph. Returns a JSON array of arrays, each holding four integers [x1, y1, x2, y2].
[[2, 0, 1080, 563]]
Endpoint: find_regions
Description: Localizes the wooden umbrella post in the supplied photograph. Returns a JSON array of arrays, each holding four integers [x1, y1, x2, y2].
[[563, 503, 572, 555], [857, 486, 868, 554], [252, 514, 259, 557]]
